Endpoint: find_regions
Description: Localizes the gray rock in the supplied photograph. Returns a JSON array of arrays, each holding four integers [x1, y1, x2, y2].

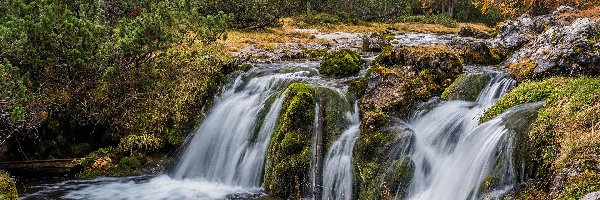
[[583, 191, 600, 200], [362, 32, 390, 52], [507, 18, 600, 79], [490, 14, 553, 52]]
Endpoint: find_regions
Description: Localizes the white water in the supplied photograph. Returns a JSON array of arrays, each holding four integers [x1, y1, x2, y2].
[[403, 73, 520, 200], [173, 67, 310, 186], [321, 103, 360, 200]]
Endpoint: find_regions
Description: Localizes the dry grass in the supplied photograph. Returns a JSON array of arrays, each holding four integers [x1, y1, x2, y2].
[[220, 17, 493, 52]]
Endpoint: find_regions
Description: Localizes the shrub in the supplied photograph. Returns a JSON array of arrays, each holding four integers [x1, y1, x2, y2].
[[0, 171, 18, 200]]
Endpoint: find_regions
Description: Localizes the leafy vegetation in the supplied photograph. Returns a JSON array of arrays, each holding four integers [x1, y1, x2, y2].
[[0, 0, 236, 160], [0, 171, 18, 200]]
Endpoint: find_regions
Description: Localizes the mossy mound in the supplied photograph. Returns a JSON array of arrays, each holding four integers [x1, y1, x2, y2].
[[264, 83, 315, 198], [481, 77, 600, 199], [458, 25, 492, 39], [0, 171, 18, 200], [375, 45, 463, 87], [457, 42, 506, 65], [441, 73, 491, 101], [508, 59, 537, 82], [319, 49, 363, 78]]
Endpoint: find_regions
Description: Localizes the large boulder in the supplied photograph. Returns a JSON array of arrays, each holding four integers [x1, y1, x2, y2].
[[490, 14, 554, 52], [507, 18, 600, 81]]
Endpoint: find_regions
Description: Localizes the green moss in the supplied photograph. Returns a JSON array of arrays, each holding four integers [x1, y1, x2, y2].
[[264, 83, 315, 198], [348, 77, 368, 97], [300, 48, 328, 59], [319, 49, 363, 78], [441, 73, 491, 101], [355, 161, 382, 199], [0, 171, 18, 200]]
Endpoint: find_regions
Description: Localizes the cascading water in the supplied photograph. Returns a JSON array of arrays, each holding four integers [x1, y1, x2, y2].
[[395, 72, 531, 200], [321, 103, 360, 200], [172, 69, 301, 186], [21, 63, 320, 200]]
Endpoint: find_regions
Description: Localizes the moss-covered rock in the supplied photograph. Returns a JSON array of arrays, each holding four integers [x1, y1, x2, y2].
[[441, 73, 491, 101], [374, 45, 463, 87], [482, 77, 600, 199], [457, 42, 505, 65], [319, 49, 362, 78], [348, 77, 368, 98], [0, 171, 18, 200], [264, 83, 315, 198], [508, 59, 537, 82], [458, 25, 492, 39], [505, 18, 600, 82], [383, 158, 415, 199]]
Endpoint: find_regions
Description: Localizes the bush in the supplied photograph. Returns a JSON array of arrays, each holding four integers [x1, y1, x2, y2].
[[0, 171, 18, 200], [0, 0, 234, 160], [116, 134, 164, 155], [319, 49, 362, 78]]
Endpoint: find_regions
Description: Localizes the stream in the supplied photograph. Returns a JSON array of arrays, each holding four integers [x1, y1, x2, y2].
[[20, 33, 535, 200]]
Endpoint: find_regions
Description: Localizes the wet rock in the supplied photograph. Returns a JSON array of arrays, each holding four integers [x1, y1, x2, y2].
[[458, 25, 491, 39], [507, 18, 600, 81]]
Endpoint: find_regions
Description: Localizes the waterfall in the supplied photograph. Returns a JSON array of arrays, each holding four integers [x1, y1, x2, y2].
[[172, 67, 313, 186], [400, 72, 529, 200], [321, 103, 360, 200]]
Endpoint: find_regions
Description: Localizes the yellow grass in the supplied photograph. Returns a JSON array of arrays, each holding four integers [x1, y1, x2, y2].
[[220, 18, 494, 52]]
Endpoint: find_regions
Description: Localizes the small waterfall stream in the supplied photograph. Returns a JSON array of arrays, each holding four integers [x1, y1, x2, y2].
[[321, 103, 360, 200], [19, 35, 547, 200], [399, 72, 525, 200]]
